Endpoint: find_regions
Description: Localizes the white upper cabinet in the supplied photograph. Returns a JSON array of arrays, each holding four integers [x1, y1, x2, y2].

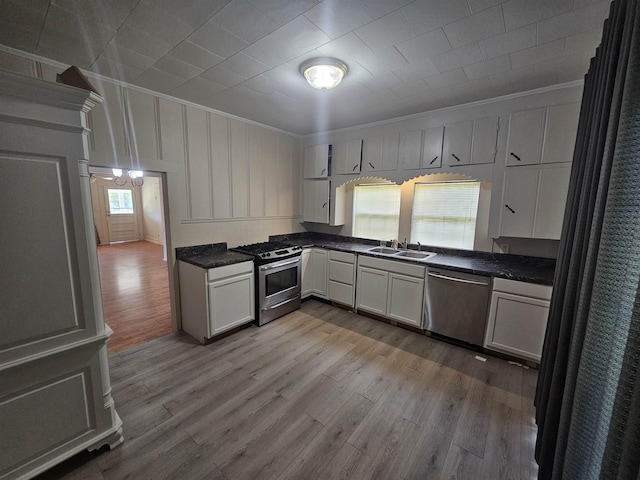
[[400, 127, 444, 170], [471, 116, 501, 165], [501, 168, 539, 237], [534, 166, 571, 238], [422, 126, 444, 169], [302, 179, 330, 223], [125, 89, 158, 161], [506, 108, 546, 166], [363, 133, 399, 172], [541, 103, 580, 164], [443, 120, 473, 166], [333, 139, 362, 174], [399, 130, 423, 170], [500, 164, 571, 239], [304, 144, 329, 178], [507, 103, 579, 166]]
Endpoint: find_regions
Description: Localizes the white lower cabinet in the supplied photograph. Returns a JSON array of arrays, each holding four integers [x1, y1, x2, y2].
[[178, 260, 255, 343], [356, 256, 425, 327], [328, 250, 356, 307], [302, 248, 328, 299], [484, 278, 552, 362], [387, 273, 425, 327], [355, 266, 388, 315]]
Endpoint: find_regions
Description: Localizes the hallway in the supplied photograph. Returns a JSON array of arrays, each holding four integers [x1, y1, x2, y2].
[[97, 241, 172, 354]]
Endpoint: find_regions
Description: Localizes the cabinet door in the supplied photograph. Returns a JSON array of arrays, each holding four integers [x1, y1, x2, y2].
[[400, 130, 423, 170], [387, 273, 424, 327], [310, 249, 328, 297], [471, 116, 500, 165], [485, 291, 549, 362], [302, 180, 329, 223], [422, 126, 444, 169], [333, 139, 362, 174], [443, 120, 472, 166], [301, 249, 312, 298], [304, 144, 329, 178], [534, 165, 571, 239], [542, 103, 580, 164], [500, 169, 538, 237], [208, 272, 255, 334], [507, 108, 545, 166], [356, 266, 388, 315], [363, 133, 399, 172]]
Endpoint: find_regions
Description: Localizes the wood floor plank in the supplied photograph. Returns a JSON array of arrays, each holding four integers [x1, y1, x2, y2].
[[38, 300, 539, 480], [438, 444, 483, 480], [398, 380, 469, 480], [317, 442, 375, 480], [218, 411, 323, 480], [478, 404, 521, 480], [279, 393, 375, 480], [450, 365, 497, 458], [97, 241, 172, 354]]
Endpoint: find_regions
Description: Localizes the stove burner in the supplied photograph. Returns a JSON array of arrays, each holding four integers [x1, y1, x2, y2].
[[232, 241, 302, 261]]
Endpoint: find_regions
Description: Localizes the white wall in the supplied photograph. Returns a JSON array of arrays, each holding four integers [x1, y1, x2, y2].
[[0, 48, 304, 329]]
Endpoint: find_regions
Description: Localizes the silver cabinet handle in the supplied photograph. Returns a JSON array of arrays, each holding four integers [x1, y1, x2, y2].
[[427, 272, 489, 286]]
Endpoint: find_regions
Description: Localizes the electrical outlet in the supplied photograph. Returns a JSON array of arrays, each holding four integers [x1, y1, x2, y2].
[[498, 243, 509, 254]]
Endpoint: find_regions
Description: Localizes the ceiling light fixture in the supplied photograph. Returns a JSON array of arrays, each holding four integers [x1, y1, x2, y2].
[[299, 57, 348, 90]]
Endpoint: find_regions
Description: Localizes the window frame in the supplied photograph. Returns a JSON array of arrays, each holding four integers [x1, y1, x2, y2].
[[410, 180, 481, 250], [352, 183, 402, 242]]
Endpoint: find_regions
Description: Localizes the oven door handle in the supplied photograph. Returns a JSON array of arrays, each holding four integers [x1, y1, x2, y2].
[[259, 257, 300, 271]]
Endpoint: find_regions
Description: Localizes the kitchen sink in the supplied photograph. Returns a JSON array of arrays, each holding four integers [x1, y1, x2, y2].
[[367, 247, 400, 254], [395, 251, 435, 259]]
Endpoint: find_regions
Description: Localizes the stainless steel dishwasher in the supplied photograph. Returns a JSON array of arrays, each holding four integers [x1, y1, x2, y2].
[[425, 267, 491, 346]]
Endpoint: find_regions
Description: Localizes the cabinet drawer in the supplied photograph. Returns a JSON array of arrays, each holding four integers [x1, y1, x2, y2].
[[329, 280, 354, 307], [493, 278, 552, 300], [358, 255, 425, 278], [329, 250, 355, 263], [207, 261, 254, 282], [329, 259, 355, 284]]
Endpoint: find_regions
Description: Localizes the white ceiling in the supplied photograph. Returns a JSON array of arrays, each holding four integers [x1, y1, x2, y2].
[[0, 0, 611, 135]]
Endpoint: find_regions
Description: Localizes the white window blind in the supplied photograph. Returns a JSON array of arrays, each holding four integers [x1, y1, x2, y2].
[[353, 184, 401, 241], [411, 181, 480, 250]]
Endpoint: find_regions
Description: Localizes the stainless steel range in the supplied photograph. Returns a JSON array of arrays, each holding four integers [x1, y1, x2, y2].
[[232, 241, 302, 326]]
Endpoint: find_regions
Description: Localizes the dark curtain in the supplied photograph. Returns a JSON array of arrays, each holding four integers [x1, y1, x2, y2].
[[534, 0, 640, 479]]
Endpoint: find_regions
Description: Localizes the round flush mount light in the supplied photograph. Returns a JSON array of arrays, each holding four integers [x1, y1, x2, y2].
[[299, 57, 348, 90]]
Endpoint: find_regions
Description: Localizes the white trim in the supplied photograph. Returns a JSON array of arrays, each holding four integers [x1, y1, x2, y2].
[[0, 43, 301, 138], [0, 113, 87, 134]]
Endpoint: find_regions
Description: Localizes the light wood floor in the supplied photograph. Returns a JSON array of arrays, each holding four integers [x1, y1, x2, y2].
[[41, 300, 539, 480], [97, 241, 172, 354]]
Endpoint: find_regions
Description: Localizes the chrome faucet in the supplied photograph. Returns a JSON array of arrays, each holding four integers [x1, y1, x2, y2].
[[417, 241, 422, 252]]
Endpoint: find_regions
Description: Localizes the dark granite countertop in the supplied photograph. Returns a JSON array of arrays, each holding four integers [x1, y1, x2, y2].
[[176, 242, 254, 269], [270, 232, 556, 285]]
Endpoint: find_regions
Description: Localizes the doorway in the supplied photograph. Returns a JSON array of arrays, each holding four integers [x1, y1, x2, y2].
[[90, 168, 172, 354]]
